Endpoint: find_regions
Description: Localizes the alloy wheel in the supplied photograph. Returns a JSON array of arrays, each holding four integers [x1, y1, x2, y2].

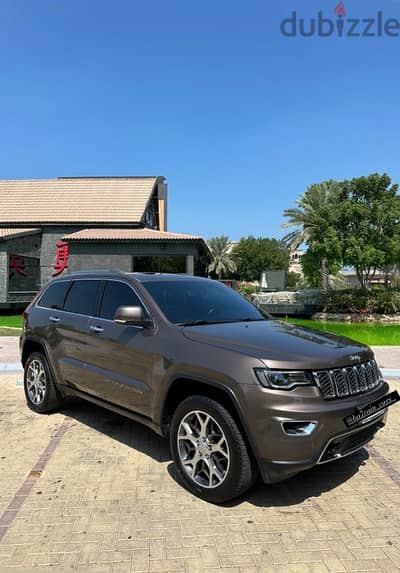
[[177, 410, 230, 489], [26, 359, 47, 405]]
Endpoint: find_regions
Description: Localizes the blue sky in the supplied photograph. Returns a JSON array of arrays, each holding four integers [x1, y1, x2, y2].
[[1, 0, 399, 240]]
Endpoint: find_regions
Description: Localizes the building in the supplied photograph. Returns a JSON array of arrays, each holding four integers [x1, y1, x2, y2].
[[0, 176, 209, 308], [340, 268, 389, 288], [289, 249, 304, 275]]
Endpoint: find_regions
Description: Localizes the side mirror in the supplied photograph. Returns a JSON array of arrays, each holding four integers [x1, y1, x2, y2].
[[114, 306, 152, 328]]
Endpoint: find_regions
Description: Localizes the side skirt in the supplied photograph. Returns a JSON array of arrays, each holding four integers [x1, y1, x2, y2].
[[65, 387, 162, 436]]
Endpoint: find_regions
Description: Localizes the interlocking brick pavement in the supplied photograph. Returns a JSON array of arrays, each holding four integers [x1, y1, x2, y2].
[[0, 373, 399, 572]]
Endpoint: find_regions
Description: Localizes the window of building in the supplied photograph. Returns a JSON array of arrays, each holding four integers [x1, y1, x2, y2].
[[133, 255, 186, 273], [63, 280, 102, 316]]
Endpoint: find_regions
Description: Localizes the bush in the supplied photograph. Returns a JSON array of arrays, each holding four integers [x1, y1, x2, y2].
[[237, 283, 257, 297], [286, 271, 303, 288], [324, 287, 400, 314]]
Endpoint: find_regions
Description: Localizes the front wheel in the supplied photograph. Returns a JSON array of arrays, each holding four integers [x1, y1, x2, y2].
[[24, 352, 63, 413], [170, 395, 255, 503]]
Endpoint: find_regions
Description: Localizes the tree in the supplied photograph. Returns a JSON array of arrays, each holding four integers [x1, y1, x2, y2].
[[301, 245, 342, 288], [286, 271, 303, 289], [335, 173, 400, 290], [207, 236, 236, 279], [232, 236, 289, 281], [282, 180, 342, 288]]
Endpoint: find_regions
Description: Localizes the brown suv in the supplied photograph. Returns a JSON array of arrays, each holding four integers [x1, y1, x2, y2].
[[20, 270, 399, 503]]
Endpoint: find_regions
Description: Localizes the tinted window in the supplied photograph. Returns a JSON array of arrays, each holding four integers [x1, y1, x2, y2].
[[143, 279, 266, 325], [63, 280, 102, 316], [39, 281, 70, 310], [99, 281, 143, 320]]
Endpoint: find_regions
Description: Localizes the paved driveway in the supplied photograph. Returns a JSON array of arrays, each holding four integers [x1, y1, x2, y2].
[[0, 373, 400, 573]]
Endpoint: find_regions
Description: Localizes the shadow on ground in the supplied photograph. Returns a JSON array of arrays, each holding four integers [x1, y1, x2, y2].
[[168, 448, 368, 507], [61, 397, 171, 463], [237, 449, 369, 507], [62, 396, 369, 506]]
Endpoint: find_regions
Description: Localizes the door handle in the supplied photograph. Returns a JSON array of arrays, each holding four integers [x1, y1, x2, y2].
[[90, 325, 104, 333], [49, 316, 60, 323]]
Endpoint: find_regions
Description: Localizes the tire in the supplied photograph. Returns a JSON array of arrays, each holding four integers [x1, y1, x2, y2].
[[170, 395, 255, 503], [24, 352, 63, 413]]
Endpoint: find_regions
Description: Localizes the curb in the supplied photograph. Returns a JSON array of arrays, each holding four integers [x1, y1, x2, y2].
[[382, 368, 400, 379], [0, 363, 22, 372]]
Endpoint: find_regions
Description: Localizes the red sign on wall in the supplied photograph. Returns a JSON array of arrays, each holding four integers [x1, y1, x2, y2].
[[9, 254, 27, 278], [52, 241, 69, 276]]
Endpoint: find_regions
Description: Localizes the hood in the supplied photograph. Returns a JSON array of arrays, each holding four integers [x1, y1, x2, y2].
[[181, 319, 373, 370]]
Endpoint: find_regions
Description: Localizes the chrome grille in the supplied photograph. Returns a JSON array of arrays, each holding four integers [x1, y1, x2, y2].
[[313, 360, 382, 400]]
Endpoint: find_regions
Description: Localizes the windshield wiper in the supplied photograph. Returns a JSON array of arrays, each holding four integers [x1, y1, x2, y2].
[[229, 317, 266, 323], [177, 320, 232, 327], [177, 318, 266, 327]]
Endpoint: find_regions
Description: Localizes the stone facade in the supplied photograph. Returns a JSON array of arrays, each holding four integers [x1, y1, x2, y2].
[[0, 227, 207, 308], [38, 226, 82, 285], [0, 232, 42, 307]]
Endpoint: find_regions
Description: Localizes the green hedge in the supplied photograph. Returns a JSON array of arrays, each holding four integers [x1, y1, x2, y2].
[[237, 283, 257, 297], [324, 287, 400, 315]]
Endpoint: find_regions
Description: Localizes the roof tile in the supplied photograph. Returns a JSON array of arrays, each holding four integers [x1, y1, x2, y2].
[[63, 228, 202, 241], [0, 177, 160, 224], [0, 227, 40, 240]]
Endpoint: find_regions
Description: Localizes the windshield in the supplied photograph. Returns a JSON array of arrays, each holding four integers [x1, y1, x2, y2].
[[142, 279, 267, 325]]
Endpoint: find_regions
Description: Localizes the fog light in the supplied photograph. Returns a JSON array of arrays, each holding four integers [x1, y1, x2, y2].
[[282, 421, 317, 436]]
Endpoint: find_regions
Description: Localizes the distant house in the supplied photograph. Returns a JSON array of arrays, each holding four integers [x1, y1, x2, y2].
[[0, 176, 209, 308], [289, 249, 304, 275], [340, 268, 389, 288]]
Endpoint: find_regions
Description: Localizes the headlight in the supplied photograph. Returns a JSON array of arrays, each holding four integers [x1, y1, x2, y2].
[[254, 369, 314, 390]]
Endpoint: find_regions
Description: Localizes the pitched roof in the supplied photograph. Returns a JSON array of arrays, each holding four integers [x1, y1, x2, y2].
[[0, 228, 41, 240], [0, 176, 161, 224], [63, 228, 203, 241]]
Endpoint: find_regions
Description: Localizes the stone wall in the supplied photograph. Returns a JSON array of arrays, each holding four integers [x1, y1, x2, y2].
[[0, 243, 7, 304], [66, 241, 204, 275], [313, 312, 400, 324], [0, 232, 42, 305], [39, 226, 83, 286]]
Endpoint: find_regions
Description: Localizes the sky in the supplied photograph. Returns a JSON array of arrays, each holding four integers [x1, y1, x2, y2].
[[1, 0, 399, 240]]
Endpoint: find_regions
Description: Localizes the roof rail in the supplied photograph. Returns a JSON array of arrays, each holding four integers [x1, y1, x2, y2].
[[66, 269, 125, 275]]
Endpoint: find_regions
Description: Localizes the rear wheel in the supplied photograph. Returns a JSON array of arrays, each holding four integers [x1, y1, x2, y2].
[[24, 352, 62, 413], [170, 395, 255, 503]]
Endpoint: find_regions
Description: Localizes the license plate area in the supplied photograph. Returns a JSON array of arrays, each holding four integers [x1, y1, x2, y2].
[[344, 391, 400, 428]]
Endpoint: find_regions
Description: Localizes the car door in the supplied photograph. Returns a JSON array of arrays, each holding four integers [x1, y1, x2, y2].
[[34, 280, 72, 384], [85, 279, 156, 417], [55, 279, 104, 392]]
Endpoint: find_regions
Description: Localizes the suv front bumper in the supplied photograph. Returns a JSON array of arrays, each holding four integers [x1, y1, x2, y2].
[[240, 380, 391, 483]]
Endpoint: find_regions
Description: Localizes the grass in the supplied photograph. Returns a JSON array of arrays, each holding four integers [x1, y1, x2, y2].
[[0, 314, 23, 329], [287, 318, 400, 346], [0, 313, 398, 345]]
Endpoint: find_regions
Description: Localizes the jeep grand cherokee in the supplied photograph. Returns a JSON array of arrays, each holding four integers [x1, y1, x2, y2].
[[20, 271, 399, 503]]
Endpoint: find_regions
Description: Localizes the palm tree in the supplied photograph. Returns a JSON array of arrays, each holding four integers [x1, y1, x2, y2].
[[208, 236, 236, 279], [281, 181, 339, 289]]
